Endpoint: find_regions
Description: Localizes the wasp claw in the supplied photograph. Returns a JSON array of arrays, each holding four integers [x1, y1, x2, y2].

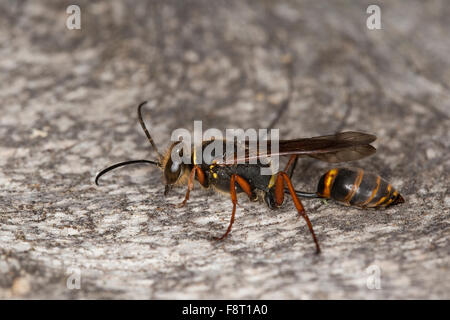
[[174, 201, 187, 208]]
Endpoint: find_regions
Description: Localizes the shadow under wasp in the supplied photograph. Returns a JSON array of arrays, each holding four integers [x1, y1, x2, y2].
[[96, 101, 404, 253]]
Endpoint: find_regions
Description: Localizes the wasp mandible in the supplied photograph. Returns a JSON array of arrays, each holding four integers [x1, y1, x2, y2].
[[96, 101, 380, 253]]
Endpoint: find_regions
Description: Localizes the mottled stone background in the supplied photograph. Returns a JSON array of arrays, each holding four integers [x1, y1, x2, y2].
[[0, 0, 448, 299]]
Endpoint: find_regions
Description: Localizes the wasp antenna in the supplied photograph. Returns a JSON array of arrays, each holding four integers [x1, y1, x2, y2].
[[138, 101, 164, 161], [95, 159, 159, 186]]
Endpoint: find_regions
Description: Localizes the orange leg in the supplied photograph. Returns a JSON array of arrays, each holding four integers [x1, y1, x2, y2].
[[281, 154, 299, 179], [215, 174, 254, 240], [176, 166, 206, 208], [176, 166, 196, 208], [274, 174, 285, 207], [288, 156, 299, 179], [284, 155, 298, 172], [274, 171, 321, 253]]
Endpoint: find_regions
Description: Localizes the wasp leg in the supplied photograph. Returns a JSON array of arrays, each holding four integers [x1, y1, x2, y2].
[[176, 166, 207, 208], [215, 174, 253, 240], [284, 155, 298, 172], [264, 190, 277, 210], [195, 166, 208, 188], [288, 156, 299, 179], [274, 171, 321, 254], [282, 154, 299, 179]]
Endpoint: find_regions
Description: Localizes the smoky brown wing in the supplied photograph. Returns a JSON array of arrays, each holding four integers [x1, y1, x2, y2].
[[276, 131, 376, 153], [225, 131, 376, 164], [307, 145, 376, 162]]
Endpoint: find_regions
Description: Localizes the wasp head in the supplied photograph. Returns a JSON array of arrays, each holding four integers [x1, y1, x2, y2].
[[162, 141, 189, 195]]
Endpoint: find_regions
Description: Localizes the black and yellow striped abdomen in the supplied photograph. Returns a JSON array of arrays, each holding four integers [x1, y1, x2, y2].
[[316, 168, 404, 208]]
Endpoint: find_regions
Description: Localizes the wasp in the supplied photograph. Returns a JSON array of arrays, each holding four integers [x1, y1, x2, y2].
[[293, 167, 405, 208], [96, 101, 380, 253]]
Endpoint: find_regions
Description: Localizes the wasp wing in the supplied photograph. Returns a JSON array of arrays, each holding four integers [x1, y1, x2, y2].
[[306, 145, 376, 163], [222, 131, 376, 164]]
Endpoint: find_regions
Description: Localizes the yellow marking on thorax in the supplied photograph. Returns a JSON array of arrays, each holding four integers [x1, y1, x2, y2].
[[265, 159, 277, 189], [208, 162, 219, 179], [321, 168, 339, 198], [268, 174, 276, 188], [209, 163, 217, 179], [193, 148, 197, 165]]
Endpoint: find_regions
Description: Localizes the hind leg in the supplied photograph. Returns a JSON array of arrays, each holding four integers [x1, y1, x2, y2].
[[274, 171, 321, 253]]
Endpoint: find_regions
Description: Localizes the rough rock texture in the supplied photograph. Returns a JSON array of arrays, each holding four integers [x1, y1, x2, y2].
[[0, 0, 448, 299]]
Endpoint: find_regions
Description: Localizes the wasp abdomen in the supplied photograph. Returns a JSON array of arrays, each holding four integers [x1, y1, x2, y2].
[[317, 168, 404, 208]]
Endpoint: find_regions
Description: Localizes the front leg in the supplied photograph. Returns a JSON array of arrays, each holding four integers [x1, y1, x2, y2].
[[176, 166, 207, 208]]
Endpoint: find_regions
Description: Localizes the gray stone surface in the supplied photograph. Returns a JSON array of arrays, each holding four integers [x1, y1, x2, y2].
[[0, 0, 449, 299]]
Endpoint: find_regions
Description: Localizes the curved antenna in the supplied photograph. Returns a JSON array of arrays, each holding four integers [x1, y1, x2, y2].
[[95, 159, 159, 186], [138, 101, 163, 161]]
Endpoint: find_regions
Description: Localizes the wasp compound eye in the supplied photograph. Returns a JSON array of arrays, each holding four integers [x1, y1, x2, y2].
[[164, 156, 184, 185], [171, 161, 181, 173]]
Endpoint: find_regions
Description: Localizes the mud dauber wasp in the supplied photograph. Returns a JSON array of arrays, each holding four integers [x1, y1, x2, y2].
[[96, 101, 404, 253]]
